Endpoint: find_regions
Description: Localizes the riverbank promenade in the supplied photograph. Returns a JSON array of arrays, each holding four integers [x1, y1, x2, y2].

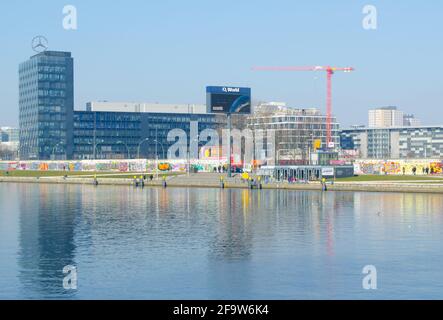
[[2, 172, 443, 194]]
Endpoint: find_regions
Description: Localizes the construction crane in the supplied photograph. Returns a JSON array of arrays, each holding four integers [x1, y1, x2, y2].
[[253, 66, 354, 149]]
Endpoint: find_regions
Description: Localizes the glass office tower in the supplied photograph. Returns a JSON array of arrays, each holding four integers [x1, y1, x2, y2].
[[19, 51, 74, 160]]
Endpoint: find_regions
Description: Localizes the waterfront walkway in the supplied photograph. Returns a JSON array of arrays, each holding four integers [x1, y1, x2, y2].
[[2, 173, 443, 193]]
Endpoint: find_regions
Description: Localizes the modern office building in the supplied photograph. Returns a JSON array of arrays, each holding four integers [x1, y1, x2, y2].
[[73, 109, 226, 160], [19, 51, 74, 160], [340, 126, 443, 159], [0, 127, 19, 142], [18, 50, 227, 161], [86, 101, 207, 114], [246, 103, 340, 164]]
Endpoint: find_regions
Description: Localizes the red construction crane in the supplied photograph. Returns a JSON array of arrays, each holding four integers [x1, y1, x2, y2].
[[253, 66, 354, 149]]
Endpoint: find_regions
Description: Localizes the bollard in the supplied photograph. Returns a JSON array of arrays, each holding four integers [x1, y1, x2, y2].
[[140, 176, 145, 188], [258, 177, 263, 190]]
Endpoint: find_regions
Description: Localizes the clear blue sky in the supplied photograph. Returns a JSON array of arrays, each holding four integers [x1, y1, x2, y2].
[[0, 0, 442, 127]]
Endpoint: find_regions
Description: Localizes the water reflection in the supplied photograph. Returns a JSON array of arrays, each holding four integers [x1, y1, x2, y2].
[[18, 184, 78, 299], [1, 184, 442, 299]]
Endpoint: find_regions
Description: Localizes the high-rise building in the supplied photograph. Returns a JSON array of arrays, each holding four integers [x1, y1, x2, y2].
[[19, 51, 74, 160], [368, 106, 404, 128]]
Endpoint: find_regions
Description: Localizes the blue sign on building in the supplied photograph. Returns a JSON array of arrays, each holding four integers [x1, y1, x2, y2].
[[206, 86, 251, 114]]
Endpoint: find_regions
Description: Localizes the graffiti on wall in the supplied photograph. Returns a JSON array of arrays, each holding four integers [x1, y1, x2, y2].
[[354, 159, 443, 175], [0, 159, 227, 173]]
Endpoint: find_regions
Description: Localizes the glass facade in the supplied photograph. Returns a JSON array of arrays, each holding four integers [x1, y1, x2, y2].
[[341, 126, 443, 159], [73, 111, 226, 160], [19, 51, 74, 160]]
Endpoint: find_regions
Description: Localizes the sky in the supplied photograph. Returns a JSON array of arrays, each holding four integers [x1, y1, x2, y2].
[[0, 0, 442, 127]]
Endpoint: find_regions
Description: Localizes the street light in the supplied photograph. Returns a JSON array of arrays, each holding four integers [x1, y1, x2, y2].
[[153, 140, 165, 180], [188, 135, 200, 176], [94, 142, 105, 160], [153, 140, 165, 159], [137, 138, 150, 159], [52, 141, 64, 160], [116, 141, 130, 159]]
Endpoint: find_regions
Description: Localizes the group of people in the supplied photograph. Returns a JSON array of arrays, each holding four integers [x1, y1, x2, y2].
[[213, 165, 227, 173], [402, 167, 433, 175]]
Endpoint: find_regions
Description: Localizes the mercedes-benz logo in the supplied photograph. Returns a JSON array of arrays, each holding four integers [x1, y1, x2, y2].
[[31, 36, 49, 53]]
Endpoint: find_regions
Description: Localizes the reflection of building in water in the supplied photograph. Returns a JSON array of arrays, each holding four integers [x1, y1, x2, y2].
[[354, 192, 443, 218], [18, 184, 78, 298], [209, 190, 254, 261]]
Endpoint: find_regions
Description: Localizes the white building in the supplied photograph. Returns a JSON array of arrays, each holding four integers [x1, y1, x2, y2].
[[369, 106, 404, 128], [369, 107, 422, 128], [86, 101, 207, 114], [247, 103, 340, 163]]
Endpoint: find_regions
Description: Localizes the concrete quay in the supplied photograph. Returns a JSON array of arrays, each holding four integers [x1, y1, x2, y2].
[[2, 173, 443, 194]]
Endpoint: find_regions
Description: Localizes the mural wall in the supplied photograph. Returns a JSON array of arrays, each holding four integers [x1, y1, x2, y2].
[[0, 159, 226, 173], [354, 159, 443, 175]]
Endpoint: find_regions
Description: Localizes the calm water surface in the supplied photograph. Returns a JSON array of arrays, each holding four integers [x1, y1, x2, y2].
[[0, 183, 442, 299]]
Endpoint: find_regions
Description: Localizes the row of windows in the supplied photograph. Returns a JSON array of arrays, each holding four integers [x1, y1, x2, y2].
[[38, 89, 66, 97], [38, 74, 67, 81]]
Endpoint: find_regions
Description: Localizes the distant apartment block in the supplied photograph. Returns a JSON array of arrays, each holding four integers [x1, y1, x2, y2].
[[369, 106, 421, 128], [403, 114, 422, 127], [0, 127, 19, 143], [0, 127, 19, 160], [369, 106, 404, 128], [341, 126, 443, 159]]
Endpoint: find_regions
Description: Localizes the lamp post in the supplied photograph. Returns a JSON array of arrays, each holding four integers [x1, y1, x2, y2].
[[94, 143, 103, 160], [52, 141, 64, 160], [227, 114, 232, 177], [188, 135, 200, 176], [153, 140, 165, 159], [137, 138, 150, 159], [85, 142, 94, 160], [116, 141, 130, 159], [153, 139, 165, 180]]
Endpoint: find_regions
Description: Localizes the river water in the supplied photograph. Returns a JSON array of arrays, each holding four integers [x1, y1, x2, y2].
[[0, 183, 442, 299]]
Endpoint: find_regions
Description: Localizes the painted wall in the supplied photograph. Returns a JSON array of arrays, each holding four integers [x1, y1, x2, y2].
[[0, 159, 226, 173], [354, 159, 443, 175]]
